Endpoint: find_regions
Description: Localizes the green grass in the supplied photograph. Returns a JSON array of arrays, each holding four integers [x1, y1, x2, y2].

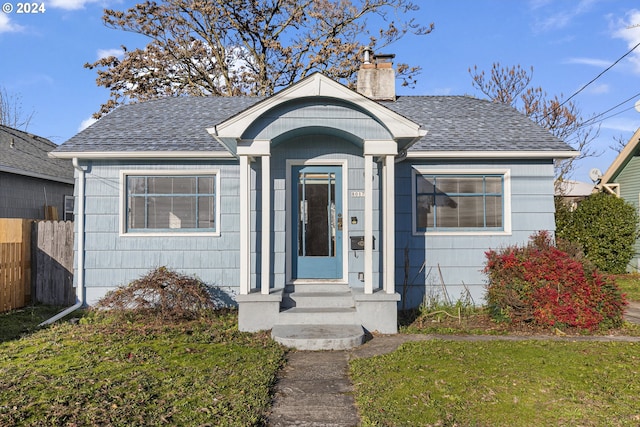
[[0, 310, 285, 426], [616, 274, 640, 302], [350, 340, 640, 426], [0, 305, 70, 342]]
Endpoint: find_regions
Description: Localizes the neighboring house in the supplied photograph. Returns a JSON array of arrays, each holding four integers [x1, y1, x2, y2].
[[0, 125, 74, 220], [555, 179, 595, 210], [51, 55, 576, 344], [597, 127, 640, 271]]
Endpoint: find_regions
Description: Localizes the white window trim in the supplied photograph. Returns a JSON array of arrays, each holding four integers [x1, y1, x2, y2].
[[119, 169, 221, 237], [411, 167, 512, 236]]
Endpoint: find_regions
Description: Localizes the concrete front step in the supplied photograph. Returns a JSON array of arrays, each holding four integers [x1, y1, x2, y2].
[[277, 307, 358, 325], [271, 324, 365, 350], [285, 283, 350, 293], [281, 291, 355, 309]]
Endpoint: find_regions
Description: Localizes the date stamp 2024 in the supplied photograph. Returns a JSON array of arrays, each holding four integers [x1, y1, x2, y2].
[[2, 2, 46, 14]]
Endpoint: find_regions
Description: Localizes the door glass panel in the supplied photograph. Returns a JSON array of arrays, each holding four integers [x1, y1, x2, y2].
[[297, 172, 336, 257]]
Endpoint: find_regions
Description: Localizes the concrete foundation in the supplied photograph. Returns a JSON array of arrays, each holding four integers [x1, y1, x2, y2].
[[352, 288, 401, 334], [237, 289, 283, 332]]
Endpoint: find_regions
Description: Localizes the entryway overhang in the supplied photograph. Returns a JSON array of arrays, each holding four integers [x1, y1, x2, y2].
[[207, 72, 426, 153], [210, 73, 424, 336]]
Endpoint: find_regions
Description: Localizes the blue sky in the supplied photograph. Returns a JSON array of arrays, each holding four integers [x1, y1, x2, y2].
[[1, 0, 639, 182]]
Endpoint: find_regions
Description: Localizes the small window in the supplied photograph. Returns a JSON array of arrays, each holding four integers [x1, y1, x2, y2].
[[125, 174, 217, 233], [415, 173, 504, 231], [63, 195, 74, 221]]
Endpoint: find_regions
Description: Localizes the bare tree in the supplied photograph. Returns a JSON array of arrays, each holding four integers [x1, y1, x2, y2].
[[85, 0, 434, 118], [0, 87, 33, 130], [469, 63, 598, 184]]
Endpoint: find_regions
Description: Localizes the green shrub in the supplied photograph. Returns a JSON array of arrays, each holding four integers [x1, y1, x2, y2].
[[484, 231, 627, 331], [555, 193, 639, 273]]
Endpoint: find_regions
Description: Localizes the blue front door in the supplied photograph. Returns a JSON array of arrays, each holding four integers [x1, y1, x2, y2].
[[292, 165, 343, 279]]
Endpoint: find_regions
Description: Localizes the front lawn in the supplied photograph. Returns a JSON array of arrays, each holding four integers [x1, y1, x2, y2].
[[616, 274, 640, 302], [350, 339, 640, 426], [0, 305, 67, 342], [0, 310, 285, 426]]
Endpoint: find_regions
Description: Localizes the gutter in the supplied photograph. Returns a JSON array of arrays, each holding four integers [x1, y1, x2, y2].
[[39, 158, 87, 326]]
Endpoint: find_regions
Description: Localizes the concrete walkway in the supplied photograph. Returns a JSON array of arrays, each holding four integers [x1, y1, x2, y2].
[[267, 303, 640, 426]]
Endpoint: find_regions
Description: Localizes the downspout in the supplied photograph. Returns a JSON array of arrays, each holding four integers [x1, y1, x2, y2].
[[39, 158, 87, 326]]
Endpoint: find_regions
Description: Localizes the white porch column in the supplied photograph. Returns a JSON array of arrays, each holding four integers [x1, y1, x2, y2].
[[239, 154, 251, 295], [383, 155, 395, 294], [364, 154, 374, 294], [261, 155, 271, 295]]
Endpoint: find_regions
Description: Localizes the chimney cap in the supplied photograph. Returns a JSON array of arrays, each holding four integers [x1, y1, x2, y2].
[[373, 53, 395, 62]]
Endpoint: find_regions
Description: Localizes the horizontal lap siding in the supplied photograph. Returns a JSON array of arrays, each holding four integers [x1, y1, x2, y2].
[[396, 160, 556, 307], [613, 156, 640, 271], [271, 135, 378, 286], [79, 160, 240, 304]]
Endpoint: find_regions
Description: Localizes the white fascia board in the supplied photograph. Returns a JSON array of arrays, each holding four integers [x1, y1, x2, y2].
[[236, 139, 271, 156], [209, 73, 425, 141], [48, 151, 236, 160], [600, 127, 640, 185], [364, 140, 397, 156], [0, 165, 74, 185], [406, 150, 579, 159]]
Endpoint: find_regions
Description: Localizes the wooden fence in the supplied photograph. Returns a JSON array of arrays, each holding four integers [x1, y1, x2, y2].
[[0, 219, 74, 313], [32, 221, 75, 306], [0, 219, 31, 312]]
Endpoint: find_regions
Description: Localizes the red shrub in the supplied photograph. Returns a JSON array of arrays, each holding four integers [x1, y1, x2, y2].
[[484, 231, 627, 331]]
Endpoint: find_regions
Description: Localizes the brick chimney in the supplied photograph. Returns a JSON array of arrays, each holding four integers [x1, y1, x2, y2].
[[356, 47, 396, 101]]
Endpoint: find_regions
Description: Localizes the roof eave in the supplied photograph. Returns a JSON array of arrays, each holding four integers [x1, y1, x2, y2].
[[0, 165, 74, 185], [600, 127, 640, 185], [406, 150, 579, 159], [49, 151, 236, 160]]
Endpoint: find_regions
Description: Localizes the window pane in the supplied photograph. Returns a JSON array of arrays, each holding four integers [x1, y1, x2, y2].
[[437, 177, 460, 193], [198, 177, 215, 194], [147, 196, 170, 228], [457, 197, 484, 227], [416, 175, 435, 193], [172, 177, 196, 194], [171, 196, 196, 228], [416, 195, 434, 228], [126, 174, 216, 232], [458, 177, 483, 194], [128, 177, 146, 195], [486, 196, 503, 227], [198, 196, 215, 228], [436, 199, 459, 227], [129, 197, 146, 229], [415, 173, 505, 230], [485, 177, 502, 193]]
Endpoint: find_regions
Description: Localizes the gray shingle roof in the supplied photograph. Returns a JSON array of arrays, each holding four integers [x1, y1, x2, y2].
[[0, 125, 74, 183], [385, 96, 572, 151], [56, 97, 263, 153], [54, 93, 573, 155]]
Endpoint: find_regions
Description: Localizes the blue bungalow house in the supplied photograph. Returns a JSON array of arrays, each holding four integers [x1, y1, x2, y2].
[[51, 56, 576, 349]]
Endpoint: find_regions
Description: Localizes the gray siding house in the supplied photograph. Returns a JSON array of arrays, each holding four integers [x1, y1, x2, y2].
[[52, 59, 576, 347], [1, 125, 74, 220]]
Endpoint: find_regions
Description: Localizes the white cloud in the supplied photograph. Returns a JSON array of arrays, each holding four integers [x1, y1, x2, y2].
[[610, 9, 640, 74], [47, 0, 102, 10], [78, 117, 97, 132], [600, 117, 640, 133], [0, 13, 25, 33], [97, 48, 124, 60], [533, 0, 600, 32], [565, 57, 611, 67], [587, 83, 609, 94]]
